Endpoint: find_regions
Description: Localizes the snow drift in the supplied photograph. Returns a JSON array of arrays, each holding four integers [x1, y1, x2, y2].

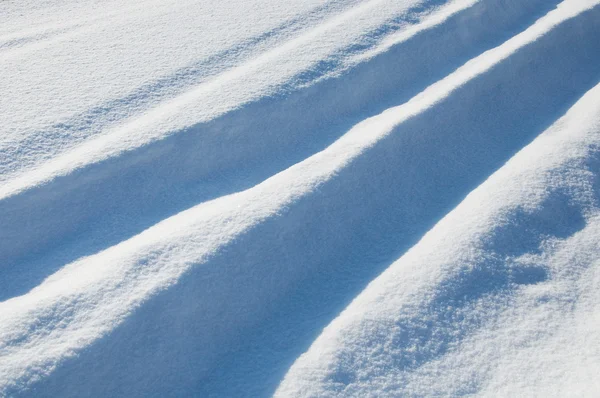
[[1, 0, 599, 396]]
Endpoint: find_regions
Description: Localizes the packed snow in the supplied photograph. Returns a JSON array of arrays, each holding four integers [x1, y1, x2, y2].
[[1, 0, 599, 396]]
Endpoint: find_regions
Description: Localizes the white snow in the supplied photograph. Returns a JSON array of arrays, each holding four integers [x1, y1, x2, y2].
[[276, 78, 600, 398], [1, 0, 599, 396]]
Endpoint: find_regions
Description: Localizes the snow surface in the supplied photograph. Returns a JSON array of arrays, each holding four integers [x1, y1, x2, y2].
[[1, 0, 599, 396]]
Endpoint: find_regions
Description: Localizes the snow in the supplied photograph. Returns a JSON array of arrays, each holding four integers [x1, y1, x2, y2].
[[1, 0, 599, 396], [276, 80, 600, 397]]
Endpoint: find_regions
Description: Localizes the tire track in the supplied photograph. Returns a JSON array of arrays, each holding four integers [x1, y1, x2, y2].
[[0, 0, 556, 301], [1, 1, 598, 395], [0, 0, 365, 175], [275, 80, 600, 398]]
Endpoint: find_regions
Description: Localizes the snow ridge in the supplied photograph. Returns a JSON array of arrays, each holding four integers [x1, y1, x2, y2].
[[1, 0, 600, 396], [276, 77, 600, 398]]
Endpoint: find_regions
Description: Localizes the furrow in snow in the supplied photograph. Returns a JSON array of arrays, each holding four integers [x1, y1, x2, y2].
[[0, 0, 563, 301], [0, 0, 365, 156], [275, 78, 600, 398], [0, 0, 429, 184], [1, 1, 599, 395]]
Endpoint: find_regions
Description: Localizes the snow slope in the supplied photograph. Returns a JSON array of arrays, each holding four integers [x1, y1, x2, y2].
[[1, 0, 599, 396], [276, 74, 600, 398]]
